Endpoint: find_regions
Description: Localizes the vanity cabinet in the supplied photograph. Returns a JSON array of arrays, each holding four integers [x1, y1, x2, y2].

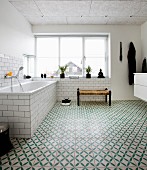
[[134, 73, 147, 101]]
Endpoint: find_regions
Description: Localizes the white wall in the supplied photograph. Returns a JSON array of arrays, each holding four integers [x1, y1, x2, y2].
[[0, 0, 34, 87], [141, 21, 147, 59], [33, 25, 141, 100], [0, 0, 34, 57]]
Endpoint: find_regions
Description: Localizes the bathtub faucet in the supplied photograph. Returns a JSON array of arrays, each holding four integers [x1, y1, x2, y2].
[[6, 67, 24, 91]]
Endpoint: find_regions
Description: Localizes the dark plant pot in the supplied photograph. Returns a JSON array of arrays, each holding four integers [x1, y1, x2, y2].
[[60, 73, 65, 78], [86, 74, 91, 78]]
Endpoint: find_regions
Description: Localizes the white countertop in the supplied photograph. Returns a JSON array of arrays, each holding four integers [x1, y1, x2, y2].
[[134, 73, 147, 75]]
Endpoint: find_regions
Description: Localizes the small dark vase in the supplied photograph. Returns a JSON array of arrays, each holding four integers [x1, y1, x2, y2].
[[60, 73, 65, 78], [86, 73, 91, 78], [44, 74, 46, 78], [41, 74, 43, 78]]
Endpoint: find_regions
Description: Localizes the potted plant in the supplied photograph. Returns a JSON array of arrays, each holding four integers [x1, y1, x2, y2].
[[59, 65, 68, 78], [86, 65, 92, 78]]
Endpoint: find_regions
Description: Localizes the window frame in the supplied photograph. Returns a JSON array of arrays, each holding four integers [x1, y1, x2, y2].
[[35, 34, 109, 77]]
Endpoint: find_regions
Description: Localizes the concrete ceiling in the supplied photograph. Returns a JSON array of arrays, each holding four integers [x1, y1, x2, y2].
[[8, 0, 147, 25]]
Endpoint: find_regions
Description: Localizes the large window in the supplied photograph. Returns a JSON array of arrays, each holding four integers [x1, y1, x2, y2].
[[35, 36, 109, 77], [60, 37, 83, 76], [36, 37, 59, 77]]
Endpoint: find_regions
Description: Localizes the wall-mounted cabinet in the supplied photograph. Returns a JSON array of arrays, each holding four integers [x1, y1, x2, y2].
[[134, 73, 147, 102]]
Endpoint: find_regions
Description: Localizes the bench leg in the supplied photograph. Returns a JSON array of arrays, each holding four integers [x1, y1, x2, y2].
[[105, 95, 107, 103], [109, 91, 111, 106], [77, 88, 80, 106]]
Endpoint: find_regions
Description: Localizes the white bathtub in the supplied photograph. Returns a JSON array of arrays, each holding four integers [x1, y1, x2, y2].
[[0, 81, 57, 138], [0, 81, 56, 94]]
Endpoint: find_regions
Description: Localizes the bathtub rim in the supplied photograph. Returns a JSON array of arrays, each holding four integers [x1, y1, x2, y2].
[[0, 80, 57, 95]]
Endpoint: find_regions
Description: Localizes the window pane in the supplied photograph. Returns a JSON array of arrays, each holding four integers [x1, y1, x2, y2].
[[37, 38, 59, 58], [29, 58, 34, 77], [60, 58, 82, 76], [85, 58, 105, 76], [37, 58, 58, 77], [60, 37, 83, 76], [36, 38, 59, 77], [23, 57, 27, 75], [85, 37, 106, 76]]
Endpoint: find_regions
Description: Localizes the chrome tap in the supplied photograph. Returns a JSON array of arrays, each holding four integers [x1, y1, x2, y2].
[[5, 67, 24, 91]]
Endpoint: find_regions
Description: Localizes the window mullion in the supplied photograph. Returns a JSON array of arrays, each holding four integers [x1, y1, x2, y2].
[[34, 37, 37, 77], [82, 37, 85, 77], [59, 37, 60, 67]]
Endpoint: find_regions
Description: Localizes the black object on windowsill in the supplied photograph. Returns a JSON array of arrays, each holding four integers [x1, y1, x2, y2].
[[26, 75, 31, 79], [44, 74, 46, 78], [98, 69, 105, 78], [41, 74, 43, 78]]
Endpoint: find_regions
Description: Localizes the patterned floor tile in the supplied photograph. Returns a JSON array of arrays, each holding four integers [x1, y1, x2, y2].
[[13, 149, 39, 166], [0, 101, 146, 169], [0, 149, 22, 166], [54, 150, 75, 168], [33, 149, 56, 167], [94, 150, 116, 168], [76, 138, 92, 151], [111, 149, 137, 168], [75, 150, 95, 168]]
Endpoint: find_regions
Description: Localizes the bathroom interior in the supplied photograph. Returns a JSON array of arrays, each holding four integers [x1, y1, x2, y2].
[[0, 0, 147, 169]]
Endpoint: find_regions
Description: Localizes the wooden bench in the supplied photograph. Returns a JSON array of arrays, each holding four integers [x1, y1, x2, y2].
[[77, 88, 111, 106]]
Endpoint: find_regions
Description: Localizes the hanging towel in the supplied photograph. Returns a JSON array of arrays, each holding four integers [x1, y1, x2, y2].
[[142, 58, 147, 73], [127, 42, 136, 85]]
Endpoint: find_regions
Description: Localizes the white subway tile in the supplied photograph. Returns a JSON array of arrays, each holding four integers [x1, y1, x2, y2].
[[25, 123, 31, 128], [19, 106, 30, 111], [13, 100, 24, 105], [8, 95, 18, 99], [14, 123, 24, 129], [0, 117, 8, 122], [19, 117, 30, 123], [8, 117, 19, 122], [10, 128, 19, 135], [19, 95, 30, 99], [14, 111, 25, 117], [8, 105, 18, 111], [3, 100, 13, 105], [0, 105, 7, 110], [25, 112, 30, 117], [24, 100, 30, 105], [19, 129, 30, 135], [3, 111, 13, 117]]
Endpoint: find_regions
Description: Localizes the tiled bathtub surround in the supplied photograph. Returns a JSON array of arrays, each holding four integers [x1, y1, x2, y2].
[[33, 77, 111, 101], [0, 54, 23, 87], [0, 81, 57, 138], [56, 78, 111, 101]]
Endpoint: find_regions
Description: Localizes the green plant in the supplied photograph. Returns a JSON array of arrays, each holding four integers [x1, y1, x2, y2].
[[59, 65, 68, 74], [86, 66, 92, 74]]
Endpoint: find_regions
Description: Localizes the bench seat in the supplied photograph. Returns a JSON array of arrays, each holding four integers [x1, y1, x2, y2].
[[77, 88, 111, 106]]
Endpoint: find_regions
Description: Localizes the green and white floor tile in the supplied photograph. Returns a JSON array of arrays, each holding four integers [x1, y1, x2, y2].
[[0, 101, 147, 170]]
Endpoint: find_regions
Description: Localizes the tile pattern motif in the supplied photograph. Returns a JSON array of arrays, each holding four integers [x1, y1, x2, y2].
[[0, 100, 147, 169]]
